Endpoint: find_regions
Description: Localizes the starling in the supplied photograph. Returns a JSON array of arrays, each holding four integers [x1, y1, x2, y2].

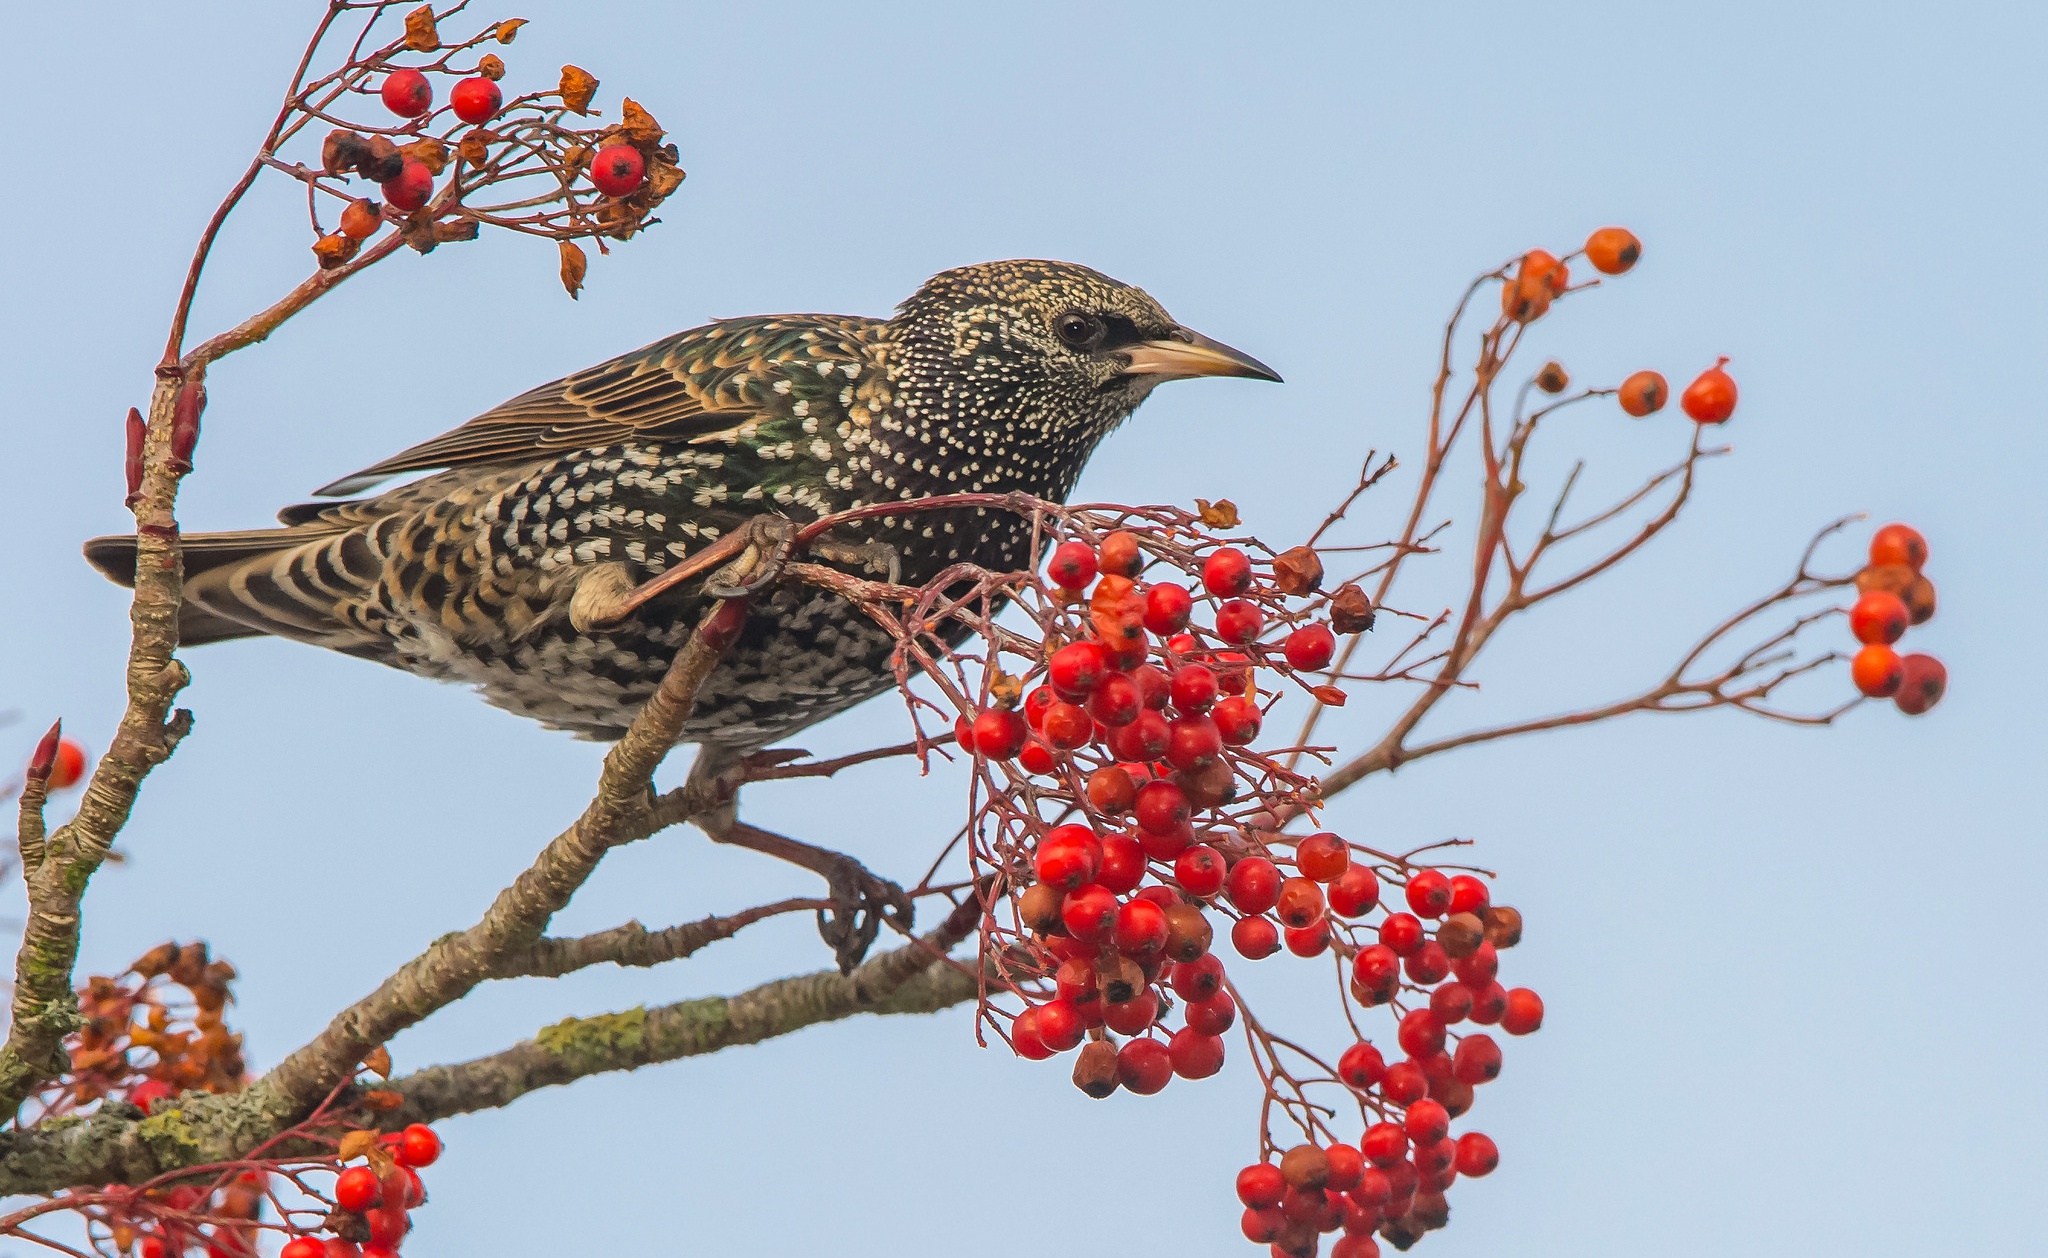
[[85, 260, 1277, 957]]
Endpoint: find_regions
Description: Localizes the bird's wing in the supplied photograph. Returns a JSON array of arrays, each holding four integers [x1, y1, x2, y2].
[[313, 314, 880, 497]]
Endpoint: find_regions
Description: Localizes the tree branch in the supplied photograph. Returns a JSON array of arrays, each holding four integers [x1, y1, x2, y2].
[[487, 899, 827, 980]]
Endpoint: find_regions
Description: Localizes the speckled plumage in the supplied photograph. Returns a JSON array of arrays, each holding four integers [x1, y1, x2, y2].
[[86, 260, 1276, 750]]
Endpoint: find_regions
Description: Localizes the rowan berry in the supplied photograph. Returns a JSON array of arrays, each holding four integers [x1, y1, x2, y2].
[[1241, 1207, 1285, 1244], [1174, 844, 1226, 898], [1014, 739, 1052, 775], [1351, 1167, 1392, 1210], [1090, 832, 1139, 896], [1283, 918, 1331, 957], [1428, 982, 1473, 1024], [1033, 825, 1101, 891], [1412, 1137, 1456, 1180], [1167, 1026, 1225, 1078], [1328, 865, 1380, 917], [1850, 590, 1909, 645], [971, 708, 1028, 759], [1117, 1037, 1172, 1093], [1405, 869, 1453, 918], [1165, 713, 1224, 772], [1381, 1059, 1428, 1105], [395, 1122, 441, 1168], [363, 1208, 407, 1249], [1133, 585, 1188, 639], [1584, 226, 1641, 274], [1403, 1097, 1450, 1146], [383, 1166, 424, 1209], [338, 198, 383, 240], [360, 1246, 396, 1258], [322, 1240, 360, 1258], [1467, 981, 1508, 1025], [1404, 941, 1451, 985], [1850, 644, 1904, 699], [449, 75, 501, 124], [588, 144, 646, 197], [1451, 940, 1498, 988], [1214, 599, 1264, 645], [1453, 1032, 1503, 1084], [1287, 833, 1346, 884], [1398, 1009, 1447, 1058], [1133, 779, 1190, 836], [1107, 709, 1170, 761], [1501, 987, 1545, 1035], [1047, 540, 1097, 588], [1284, 624, 1337, 671], [1894, 653, 1946, 715], [1276, 878, 1326, 929], [281, 1239, 325, 1258], [1085, 765, 1136, 814], [1011, 1007, 1054, 1059], [1870, 523, 1928, 571], [1332, 1229, 1381, 1258], [1203, 547, 1253, 596], [1379, 913, 1423, 955], [379, 68, 433, 117], [1227, 857, 1284, 914], [1617, 370, 1668, 417], [1103, 989, 1160, 1036], [1360, 1122, 1409, 1168], [1212, 695, 1263, 744], [1902, 574, 1937, 624], [381, 158, 434, 211], [1232, 915, 1281, 959], [1681, 358, 1738, 423], [1048, 641, 1110, 698], [1186, 989, 1237, 1036], [1061, 884, 1119, 943], [1114, 897, 1170, 959], [1351, 941, 1400, 989], [138, 1238, 170, 1258], [1445, 874, 1489, 916], [1455, 1132, 1499, 1177], [334, 1166, 379, 1213], [1239, 1162, 1287, 1209], [1039, 998, 1089, 1051], [1084, 672, 1139, 728]]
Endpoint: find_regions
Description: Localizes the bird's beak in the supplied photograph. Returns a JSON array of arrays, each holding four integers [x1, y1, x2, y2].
[[1119, 329, 1282, 383]]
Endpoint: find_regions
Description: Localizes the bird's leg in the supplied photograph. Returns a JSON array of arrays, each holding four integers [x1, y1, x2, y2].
[[807, 531, 902, 586], [702, 515, 800, 599], [684, 748, 914, 973]]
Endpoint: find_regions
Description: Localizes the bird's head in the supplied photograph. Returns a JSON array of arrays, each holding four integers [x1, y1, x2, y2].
[[884, 259, 1280, 453]]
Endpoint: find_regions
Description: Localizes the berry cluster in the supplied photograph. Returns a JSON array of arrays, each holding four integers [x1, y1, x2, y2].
[[1847, 523, 1946, 713], [51, 942, 246, 1116], [940, 521, 1541, 1254], [297, 1122, 444, 1258]]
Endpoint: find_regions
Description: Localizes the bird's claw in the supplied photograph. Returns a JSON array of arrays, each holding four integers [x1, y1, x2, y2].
[[704, 517, 800, 599], [810, 535, 903, 586], [816, 855, 915, 974]]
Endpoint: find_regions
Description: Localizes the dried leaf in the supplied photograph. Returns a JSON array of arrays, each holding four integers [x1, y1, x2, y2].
[[399, 138, 450, 175], [1329, 582, 1375, 634], [358, 135, 404, 183], [338, 1130, 379, 1161], [433, 219, 479, 244], [559, 63, 599, 114], [1195, 498, 1240, 529], [618, 98, 665, 143], [477, 53, 505, 81], [558, 239, 587, 299], [321, 128, 369, 176], [401, 210, 440, 254], [360, 1089, 403, 1111], [1310, 685, 1348, 708], [989, 673, 1023, 709], [1089, 574, 1145, 647], [458, 132, 490, 165], [361, 1045, 392, 1078], [495, 18, 527, 43], [403, 4, 440, 51], [646, 158, 686, 201], [1271, 545, 1324, 596], [311, 233, 359, 270]]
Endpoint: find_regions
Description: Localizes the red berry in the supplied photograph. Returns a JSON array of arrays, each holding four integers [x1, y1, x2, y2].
[[1165, 713, 1224, 771], [1131, 664, 1171, 710], [1275, 877, 1325, 929], [1338, 1040, 1386, 1089], [1680, 357, 1737, 424], [128, 1078, 173, 1112], [1894, 653, 1947, 716], [1231, 915, 1280, 959], [363, 1209, 407, 1249], [1203, 547, 1254, 596], [1086, 672, 1142, 727], [1213, 695, 1263, 745], [1185, 989, 1237, 1036], [1061, 884, 1120, 942], [1023, 684, 1057, 729], [1168, 662, 1218, 713], [1145, 582, 1194, 633], [1453, 1032, 1503, 1084], [339, 198, 383, 240], [1170, 953, 1226, 1001], [1117, 1037, 1172, 1093], [1167, 1026, 1226, 1078], [1454, 1132, 1499, 1177], [1360, 1122, 1409, 1168], [1328, 865, 1380, 917], [1134, 779, 1191, 835], [334, 1166, 379, 1213], [1404, 941, 1451, 985], [1451, 940, 1498, 988], [971, 708, 1028, 759], [1398, 1009, 1447, 1058], [395, 1122, 441, 1168], [1869, 523, 1928, 571], [1351, 944, 1400, 994], [1378, 912, 1423, 955], [1501, 987, 1545, 1035], [1226, 857, 1283, 914], [380, 157, 434, 212], [1584, 226, 1642, 275], [1098, 830, 1145, 894], [1381, 1060, 1428, 1105], [282, 1240, 326, 1258], [1017, 739, 1056, 775], [1403, 1098, 1450, 1145], [1241, 1207, 1285, 1244], [1404, 869, 1454, 918], [1850, 644, 1905, 698], [1428, 982, 1473, 1024], [1034, 824, 1102, 890], [1103, 988, 1159, 1036], [1009, 1008, 1052, 1058], [1446, 874, 1489, 915], [1106, 709, 1170, 761], [1047, 540, 1098, 588], [1412, 1136, 1456, 1178], [1174, 845, 1225, 898], [1097, 530, 1143, 577], [1332, 1231, 1381, 1258], [1048, 640, 1111, 698], [379, 68, 433, 117], [1279, 919, 1327, 957], [1037, 700, 1090, 750], [1284, 624, 1336, 671], [1034, 999, 1085, 1052], [589, 144, 647, 197], [1467, 981, 1509, 1025], [1215, 599, 1265, 645], [1055, 956, 1098, 1006], [449, 76, 502, 123], [1850, 590, 1909, 645], [1114, 897, 1170, 958], [1295, 833, 1349, 882], [1238, 1162, 1286, 1209], [322, 1240, 360, 1258]]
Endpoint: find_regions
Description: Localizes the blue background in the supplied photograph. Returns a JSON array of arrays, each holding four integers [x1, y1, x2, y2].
[[2, 3, 2041, 1255]]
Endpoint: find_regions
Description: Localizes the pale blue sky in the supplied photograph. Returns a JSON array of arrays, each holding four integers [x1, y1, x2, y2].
[[3, 3, 2042, 1255]]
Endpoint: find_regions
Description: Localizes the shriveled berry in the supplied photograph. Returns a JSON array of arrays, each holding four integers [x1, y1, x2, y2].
[[1328, 865, 1380, 917], [589, 144, 646, 197], [1902, 574, 1937, 624], [1167, 1027, 1225, 1078], [379, 68, 433, 117], [1681, 358, 1737, 423], [1453, 1032, 1503, 1084], [334, 1165, 380, 1213], [1295, 832, 1349, 883], [1213, 694, 1263, 745], [1617, 370, 1668, 417], [1454, 1132, 1499, 1177], [449, 76, 502, 124], [1501, 987, 1545, 1035], [1186, 989, 1237, 1036], [1226, 857, 1284, 914], [1284, 624, 1336, 671], [1175, 844, 1227, 898], [971, 708, 1028, 759], [1894, 653, 1946, 715], [1117, 1037, 1172, 1093], [1584, 226, 1641, 274], [1850, 644, 1905, 698], [1276, 877, 1326, 929], [1047, 540, 1098, 589], [1232, 915, 1281, 959], [1215, 599, 1265, 645], [1061, 884, 1120, 942], [1436, 912, 1484, 959], [1280, 1144, 1331, 1191], [381, 158, 434, 211], [1870, 523, 1928, 571], [1086, 765, 1136, 814], [1049, 640, 1111, 698], [1203, 547, 1253, 596], [1404, 1098, 1450, 1145], [339, 198, 383, 240]]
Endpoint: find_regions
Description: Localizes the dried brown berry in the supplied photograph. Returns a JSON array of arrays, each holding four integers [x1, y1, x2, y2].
[[1162, 904, 1214, 962], [1279, 1143, 1330, 1190], [1329, 583, 1375, 634], [1436, 912, 1484, 959], [1535, 361, 1569, 393], [1902, 574, 1937, 625], [1480, 904, 1523, 949], [1019, 883, 1065, 934], [1072, 1040, 1121, 1098], [312, 233, 359, 269], [1855, 563, 1916, 598]]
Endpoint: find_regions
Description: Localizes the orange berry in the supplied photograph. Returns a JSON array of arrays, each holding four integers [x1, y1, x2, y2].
[[1501, 249, 1567, 323], [47, 739, 87, 790], [1855, 563, 1915, 598], [1869, 523, 1928, 572], [1849, 644, 1903, 698], [1680, 358, 1737, 424], [1848, 590, 1908, 645], [339, 199, 383, 240], [1893, 654, 1946, 715], [1583, 226, 1641, 275], [1617, 370, 1668, 417]]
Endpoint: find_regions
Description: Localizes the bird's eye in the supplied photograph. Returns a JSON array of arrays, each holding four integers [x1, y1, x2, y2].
[[1055, 311, 1106, 350]]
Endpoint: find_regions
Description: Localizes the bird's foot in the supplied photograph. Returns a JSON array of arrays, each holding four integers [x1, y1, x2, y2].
[[703, 516, 800, 599], [808, 534, 903, 586], [703, 815, 914, 972]]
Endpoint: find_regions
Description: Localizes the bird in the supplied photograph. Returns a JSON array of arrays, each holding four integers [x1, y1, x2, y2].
[[85, 259, 1278, 962]]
